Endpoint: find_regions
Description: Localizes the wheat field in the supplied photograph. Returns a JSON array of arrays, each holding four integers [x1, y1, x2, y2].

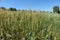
[[0, 9, 60, 40]]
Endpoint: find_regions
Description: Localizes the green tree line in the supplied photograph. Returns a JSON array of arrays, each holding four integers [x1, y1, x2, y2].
[[0, 6, 60, 13]]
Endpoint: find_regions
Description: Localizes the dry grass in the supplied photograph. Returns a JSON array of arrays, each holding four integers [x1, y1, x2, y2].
[[0, 10, 60, 40]]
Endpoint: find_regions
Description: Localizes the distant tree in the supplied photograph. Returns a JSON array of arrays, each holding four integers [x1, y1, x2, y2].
[[40, 11, 42, 13], [34, 10, 36, 12], [58, 11, 60, 13], [42, 11, 45, 13], [50, 12, 52, 13], [53, 6, 59, 13], [9, 8, 17, 11], [0, 7, 6, 10]]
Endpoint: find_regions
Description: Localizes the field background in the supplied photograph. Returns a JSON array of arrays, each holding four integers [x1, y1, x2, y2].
[[0, 9, 60, 40]]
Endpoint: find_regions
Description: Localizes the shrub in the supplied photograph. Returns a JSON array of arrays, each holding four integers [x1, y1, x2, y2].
[[9, 7, 17, 11], [0, 7, 6, 10]]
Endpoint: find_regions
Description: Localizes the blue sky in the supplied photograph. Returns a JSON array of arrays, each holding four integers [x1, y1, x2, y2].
[[0, 0, 60, 11]]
